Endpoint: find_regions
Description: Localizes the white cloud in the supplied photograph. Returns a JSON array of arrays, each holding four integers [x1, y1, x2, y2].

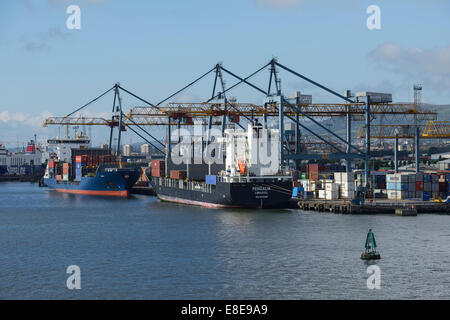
[[0, 110, 54, 127], [370, 42, 450, 95], [255, 0, 302, 9]]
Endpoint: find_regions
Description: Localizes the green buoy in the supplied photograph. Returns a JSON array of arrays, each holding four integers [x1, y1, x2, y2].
[[361, 228, 381, 260]]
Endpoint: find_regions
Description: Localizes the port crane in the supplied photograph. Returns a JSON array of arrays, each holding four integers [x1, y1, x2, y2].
[[357, 121, 450, 173], [356, 121, 450, 139], [42, 59, 444, 191]]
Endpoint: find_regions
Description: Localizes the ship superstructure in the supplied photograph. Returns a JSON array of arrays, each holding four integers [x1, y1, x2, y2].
[[149, 123, 292, 208]]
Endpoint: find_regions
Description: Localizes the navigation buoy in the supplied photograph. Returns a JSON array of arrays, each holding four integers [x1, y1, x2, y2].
[[361, 228, 381, 260]]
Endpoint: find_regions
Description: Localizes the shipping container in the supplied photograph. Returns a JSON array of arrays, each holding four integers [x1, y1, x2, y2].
[[170, 170, 187, 180], [416, 181, 424, 191], [151, 168, 165, 177], [152, 160, 166, 170], [205, 175, 217, 185]]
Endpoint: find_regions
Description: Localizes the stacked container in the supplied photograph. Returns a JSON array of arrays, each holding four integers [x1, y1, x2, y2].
[[170, 170, 187, 180], [307, 164, 319, 180], [62, 163, 69, 181], [75, 156, 83, 182], [320, 182, 339, 200], [48, 160, 55, 177], [334, 172, 355, 199], [151, 160, 166, 177]]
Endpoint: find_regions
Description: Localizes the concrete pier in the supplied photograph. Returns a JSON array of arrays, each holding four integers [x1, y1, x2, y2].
[[296, 199, 450, 214]]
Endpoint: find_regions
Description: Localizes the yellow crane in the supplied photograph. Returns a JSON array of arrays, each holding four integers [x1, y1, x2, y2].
[[357, 121, 450, 139]]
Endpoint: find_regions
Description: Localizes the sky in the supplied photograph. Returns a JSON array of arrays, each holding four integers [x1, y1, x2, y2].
[[0, 0, 450, 147]]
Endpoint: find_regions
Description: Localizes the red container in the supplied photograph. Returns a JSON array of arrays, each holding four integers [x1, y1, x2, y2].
[[416, 181, 424, 191], [151, 168, 165, 177], [152, 160, 166, 170], [307, 164, 319, 172], [170, 170, 187, 180], [48, 161, 54, 168], [439, 182, 447, 192], [309, 173, 319, 180], [76, 156, 82, 162]]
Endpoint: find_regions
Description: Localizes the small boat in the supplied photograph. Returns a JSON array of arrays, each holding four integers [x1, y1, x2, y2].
[[361, 228, 381, 260]]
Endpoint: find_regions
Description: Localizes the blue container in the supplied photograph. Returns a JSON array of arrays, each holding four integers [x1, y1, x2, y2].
[[387, 182, 397, 190], [423, 192, 431, 201], [424, 175, 432, 182], [205, 175, 217, 185], [292, 187, 298, 197], [399, 182, 408, 191]]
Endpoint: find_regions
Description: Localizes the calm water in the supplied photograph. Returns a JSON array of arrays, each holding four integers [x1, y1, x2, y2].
[[1, 181, 450, 299]]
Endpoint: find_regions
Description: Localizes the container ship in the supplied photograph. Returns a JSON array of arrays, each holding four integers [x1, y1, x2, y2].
[[43, 147, 140, 197], [148, 123, 293, 208]]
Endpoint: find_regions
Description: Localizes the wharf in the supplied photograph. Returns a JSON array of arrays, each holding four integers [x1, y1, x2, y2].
[[296, 199, 450, 214], [0, 174, 42, 183]]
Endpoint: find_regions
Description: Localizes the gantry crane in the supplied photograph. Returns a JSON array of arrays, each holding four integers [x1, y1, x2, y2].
[[42, 59, 444, 191], [357, 121, 450, 173]]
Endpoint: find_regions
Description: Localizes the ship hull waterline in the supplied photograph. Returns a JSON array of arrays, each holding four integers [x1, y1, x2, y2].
[[44, 168, 140, 198], [150, 177, 293, 209]]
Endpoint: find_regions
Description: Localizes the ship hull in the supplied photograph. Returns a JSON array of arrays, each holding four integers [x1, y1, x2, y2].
[[150, 177, 292, 209], [44, 168, 140, 197]]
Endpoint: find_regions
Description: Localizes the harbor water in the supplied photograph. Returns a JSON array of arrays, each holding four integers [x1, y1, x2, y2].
[[1, 182, 450, 299]]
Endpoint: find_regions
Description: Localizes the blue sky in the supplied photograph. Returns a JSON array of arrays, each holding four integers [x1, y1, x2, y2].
[[1, 0, 449, 146]]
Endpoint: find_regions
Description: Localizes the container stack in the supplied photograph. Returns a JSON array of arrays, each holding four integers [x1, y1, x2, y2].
[[170, 170, 187, 180], [299, 179, 321, 192], [75, 156, 84, 181], [62, 163, 69, 181], [334, 172, 355, 199], [373, 173, 387, 190], [306, 164, 319, 180], [319, 182, 339, 200], [48, 160, 55, 177], [386, 173, 432, 200], [151, 160, 166, 177], [438, 174, 450, 199]]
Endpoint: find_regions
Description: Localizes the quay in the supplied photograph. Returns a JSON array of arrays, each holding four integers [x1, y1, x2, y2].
[[296, 199, 450, 214]]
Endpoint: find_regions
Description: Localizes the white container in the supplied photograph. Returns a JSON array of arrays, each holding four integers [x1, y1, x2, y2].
[[387, 174, 409, 183], [341, 190, 355, 199], [325, 183, 339, 191], [387, 190, 408, 199], [326, 191, 339, 200]]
